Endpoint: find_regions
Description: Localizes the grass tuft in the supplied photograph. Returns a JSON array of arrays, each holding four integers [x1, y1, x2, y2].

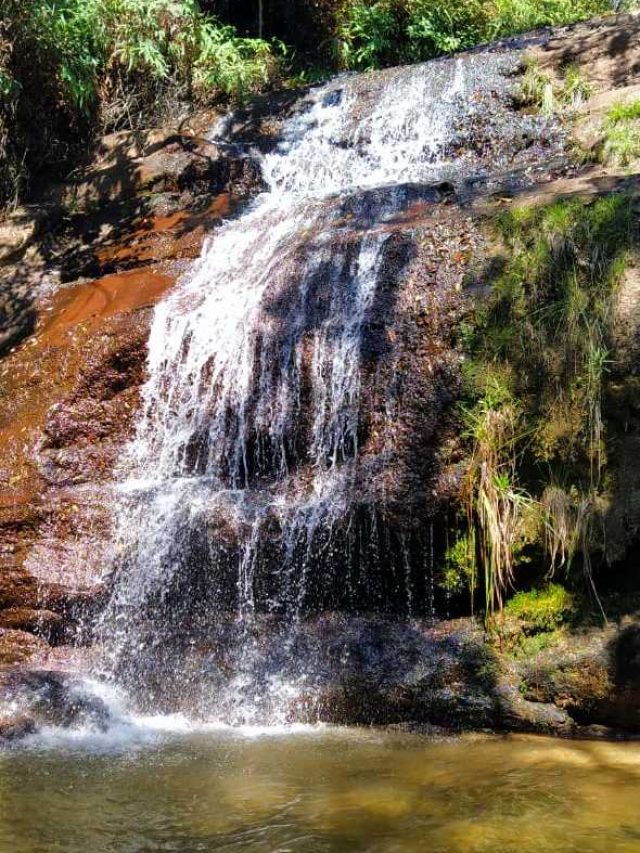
[[457, 195, 634, 619]]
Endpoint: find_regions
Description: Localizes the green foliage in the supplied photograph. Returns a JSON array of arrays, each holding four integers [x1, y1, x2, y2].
[[492, 0, 618, 34], [404, 0, 491, 60], [338, 0, 491, 69], [339, 1, 399, 69], [607, 99, 640, 126], [458, 195, 634, 618], [442, 533, 477, 599], [27, 0, 279, 105], [337, 0, 620, 71], [600, 99, 640, 166], [505, 583, 573, 631], [0, 0, 281, 204]]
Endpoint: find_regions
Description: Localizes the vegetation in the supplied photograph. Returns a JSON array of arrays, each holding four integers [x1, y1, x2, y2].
[[455, 195, 634, 619], [505, 583, 573, 631], [516, 60, 593, 115], [337, 0, 626, 71], [601, 99, 640, 166], [0, 0, 282, 205]]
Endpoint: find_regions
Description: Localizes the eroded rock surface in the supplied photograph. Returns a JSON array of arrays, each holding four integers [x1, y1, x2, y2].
[[0, 121, 262, 689], [0, 13, 639, 741]]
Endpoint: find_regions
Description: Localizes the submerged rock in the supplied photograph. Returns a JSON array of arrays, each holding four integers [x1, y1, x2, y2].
[[0, 714, 36, 743]]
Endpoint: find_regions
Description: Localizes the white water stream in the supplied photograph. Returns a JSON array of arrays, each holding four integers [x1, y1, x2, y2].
[[91, 51, 527, 724]]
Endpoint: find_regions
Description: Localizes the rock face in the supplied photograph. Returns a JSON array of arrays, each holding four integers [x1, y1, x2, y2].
[[0, 12, 639, 740], [0, 123, 264, 688]]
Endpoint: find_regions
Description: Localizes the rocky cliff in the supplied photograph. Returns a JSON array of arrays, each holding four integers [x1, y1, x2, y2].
[[1, 12, 639, 740]]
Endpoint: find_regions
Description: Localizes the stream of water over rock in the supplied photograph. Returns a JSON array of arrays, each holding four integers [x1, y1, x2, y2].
[[89, 48, 558, 726]]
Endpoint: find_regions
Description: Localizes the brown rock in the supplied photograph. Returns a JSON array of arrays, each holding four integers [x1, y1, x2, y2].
[[0, 714, 36, 742], [0, 608, 63, 638], [0, 629, 47, 665]]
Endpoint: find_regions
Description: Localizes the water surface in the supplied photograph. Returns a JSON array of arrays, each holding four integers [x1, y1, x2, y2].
[[1, 729, 639, 852]]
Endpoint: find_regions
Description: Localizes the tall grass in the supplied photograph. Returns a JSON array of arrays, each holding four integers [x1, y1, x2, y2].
[[457, 195, 634, 617]]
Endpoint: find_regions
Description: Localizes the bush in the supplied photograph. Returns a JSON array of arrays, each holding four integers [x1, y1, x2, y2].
[[338, 0, 492, 69], [0, 0, 281, 204], [505, 584, 573, 632], [493, 0, 618, 34], [338, 0, 630, 71]]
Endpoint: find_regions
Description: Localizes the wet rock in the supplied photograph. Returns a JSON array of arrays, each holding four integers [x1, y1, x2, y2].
[[0, 714, 36, 742], [0, 608, 63, 642], [516, 621, 640, 733], [1, 19, 639, 740], [0, 670, 111, 733], [0, 629, 48, 665], [61, 130, 263, 213], [0, 566, 40, 610]]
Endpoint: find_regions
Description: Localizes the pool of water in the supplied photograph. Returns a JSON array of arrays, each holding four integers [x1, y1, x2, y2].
[[1, 727, 640, 852]]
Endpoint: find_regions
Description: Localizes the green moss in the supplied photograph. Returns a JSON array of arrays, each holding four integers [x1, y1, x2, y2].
[[505, 584, 573, 632]]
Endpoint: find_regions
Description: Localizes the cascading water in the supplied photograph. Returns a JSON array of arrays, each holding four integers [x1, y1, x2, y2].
[[95, 51, 556, 724]]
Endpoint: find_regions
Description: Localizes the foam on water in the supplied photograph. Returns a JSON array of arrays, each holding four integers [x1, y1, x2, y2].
[[13, 678, 324, 754]]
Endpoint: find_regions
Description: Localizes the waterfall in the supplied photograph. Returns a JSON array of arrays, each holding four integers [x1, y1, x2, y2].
[[96, 51, 544, 723]]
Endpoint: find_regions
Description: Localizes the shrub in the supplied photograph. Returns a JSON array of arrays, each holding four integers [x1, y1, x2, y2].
[[337, 0, 624, 71], [338, 0, 491, 69], [493, 0, 618, 34], [404, 0, 491, 60], [505, 584, 573, 632], [0, 0, 281, 204]]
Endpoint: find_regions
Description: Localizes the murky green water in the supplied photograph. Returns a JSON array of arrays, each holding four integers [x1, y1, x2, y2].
[[1, 728, 639, 852]]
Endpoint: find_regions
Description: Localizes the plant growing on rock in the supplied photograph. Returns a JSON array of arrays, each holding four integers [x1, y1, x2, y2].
[[458, 195, 634, 619], [505, 583, 573, 631], [601, 99, 640, 166], [516, 60, 593, 116], [516, 60, 554, 113]]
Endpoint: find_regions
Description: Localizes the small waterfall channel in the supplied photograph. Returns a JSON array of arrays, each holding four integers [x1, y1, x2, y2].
[[93, 50, 556, 726]]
